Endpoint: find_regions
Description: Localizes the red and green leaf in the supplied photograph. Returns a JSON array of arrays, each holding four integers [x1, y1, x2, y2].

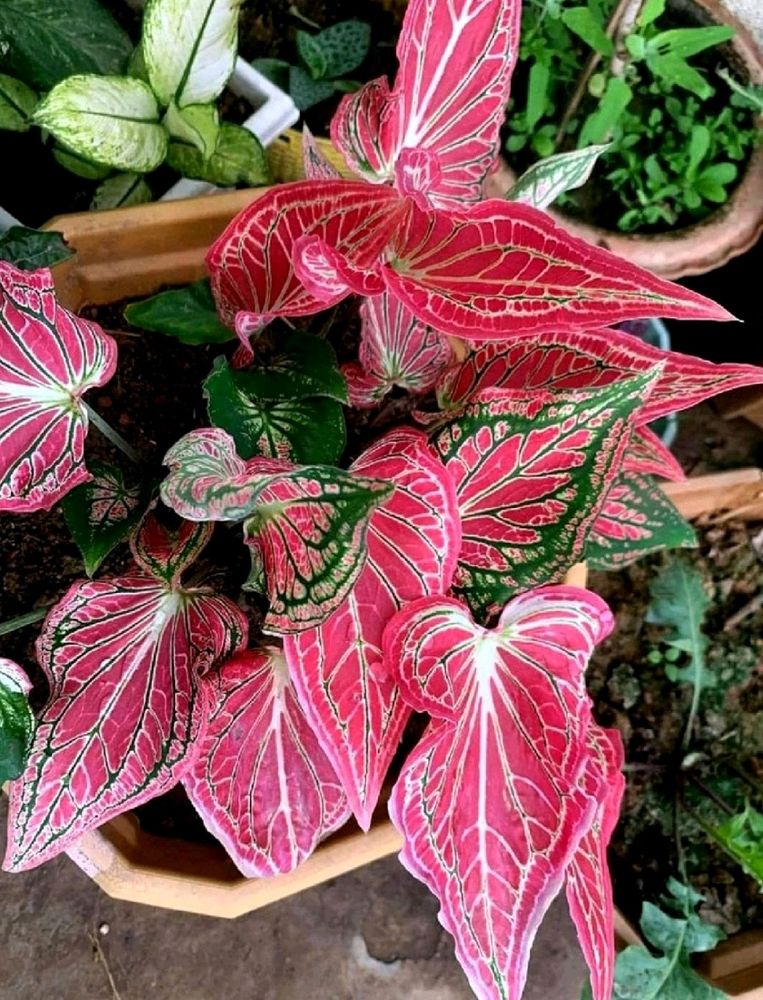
[[433, 371, 658, 618], [343, 292, 452, 408], [3, 515, 248, 872], [565, 725, 625, 1000], [283, 428, 460, 829], [302, 123, 342, 181], [382, 200, 732, 341], [437, 328, 761, 425], [0, 658, 34, 785], [586, 471, 696, 570], [0, 262, 117, 512], [206, 180, 405, 359], [384, 586, 614, 1000], [61, 459, 153, 576], [331, 0, 522, 208], [184, 648, 350, 877], [624, 426, 685, 482]]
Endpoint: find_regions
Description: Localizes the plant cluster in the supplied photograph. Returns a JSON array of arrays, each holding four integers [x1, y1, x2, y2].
[[504, 0, 759, 231], [2, 1, 763, 999], [0, 0, 270, 211]]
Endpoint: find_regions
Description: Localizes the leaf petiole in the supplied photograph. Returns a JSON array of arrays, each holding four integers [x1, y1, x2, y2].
[[83, 403, 141, 464]]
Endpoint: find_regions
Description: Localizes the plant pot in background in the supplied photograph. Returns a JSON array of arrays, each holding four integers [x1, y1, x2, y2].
[[489, 0, 763, 279]]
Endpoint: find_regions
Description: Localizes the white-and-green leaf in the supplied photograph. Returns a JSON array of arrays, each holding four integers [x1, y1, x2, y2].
[[166, 122, 269, 187], [507, 144, 610, 210], [90, 173, 154, 211], [34, 75, 167, 173], [0, 73, 37, 132], [163, 101, 220, 158], [143, 0, 242, 108]]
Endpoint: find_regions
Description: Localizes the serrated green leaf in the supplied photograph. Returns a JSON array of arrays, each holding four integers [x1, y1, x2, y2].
[[561, 7, 613, 56], [579, 76, 632, 146], [296, 20, 370, 81], [507, 144, 609, 210], [0, 660, 34, 785], [288, 64, 337, 111], [0, 73, 37, 131], [0, 227, 73, 270], [0, 0, 132, 91], [204, 357, 346, 464], [143, 0, 242, 107], [166, 122, 270, 186], [61, 460, 153, 576], [163, 101, 219, 158], [646, 558, 711, 693], [34, 75, 167, 173], [124, 279, 234, 345], [90, 173, 153, 212]]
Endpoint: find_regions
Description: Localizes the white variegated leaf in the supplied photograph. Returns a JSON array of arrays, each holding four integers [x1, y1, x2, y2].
[[506, 145, 610, 210]]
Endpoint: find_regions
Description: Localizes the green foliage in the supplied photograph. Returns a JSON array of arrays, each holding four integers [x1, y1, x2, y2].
[[505, 0, 758, 232], [0, 72, 37, 131], [90, 173, 153, 211], [0, 226, 73, 270], [594, 880, 727, 1000], [255, 18, 371, 112], [646, 557, 711, 690], [124, 279, 235, 346], [0, 666, 34, 785], [710, 803, 763, 886], [61, 460, 153, 576], [166, 122, 271, 188]]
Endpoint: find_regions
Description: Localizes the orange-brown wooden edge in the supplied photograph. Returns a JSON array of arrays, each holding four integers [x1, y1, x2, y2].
[[35, 197, 763, 991]]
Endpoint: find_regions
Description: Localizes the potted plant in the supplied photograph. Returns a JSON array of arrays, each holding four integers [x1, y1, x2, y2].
[[493, 0, 763, 278], [2, 1, 763, 998], [0, 0, 296, 225]]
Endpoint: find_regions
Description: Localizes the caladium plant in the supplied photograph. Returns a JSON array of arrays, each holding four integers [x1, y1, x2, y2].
[[3, 0, 762, 998]]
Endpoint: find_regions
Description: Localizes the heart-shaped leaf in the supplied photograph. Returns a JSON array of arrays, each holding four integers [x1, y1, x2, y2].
[[437, 328, 762, 425], [384, 586, 614, 1000], [0, 659, 34, 785], [125, 279, 235, 346], [586, 471, 696, 570], [343, 292, 452, 408], [184, 647, 350, 876], [284, 428, 460, 829], [0, 262, 117, 512], [61, 459, 153, 576], [3, 515, 248, 872], [331, 0, 521, 207], [433, 371, 658, 618]]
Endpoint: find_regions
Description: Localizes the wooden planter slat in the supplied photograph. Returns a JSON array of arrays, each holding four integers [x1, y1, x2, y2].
[[36, 197, 763, 992]]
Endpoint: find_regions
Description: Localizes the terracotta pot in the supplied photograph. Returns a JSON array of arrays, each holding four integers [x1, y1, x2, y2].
[[489, 0, 763, 279], [10, 195, 762, 994]]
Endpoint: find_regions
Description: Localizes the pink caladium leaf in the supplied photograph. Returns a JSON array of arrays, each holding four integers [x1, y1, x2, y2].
[[586, 471, 696, 571], [385, 586, 614, 1000], [624, 426, 685, 482], [343, 292, 453, 408], [0, 262, 117, 512], [565, 725, 625, 1000], [331, 0, 521, 208], [433, 369, 659, 619], [382, 200, 732, 341], [302, 124, 342, 180], [183, 648, 350, 877], [162, 428, 394, 635], [437, 328, 761, 425], [3, 514, 248, 872], [284, 428, 460, 829], [206, 180, 405, 359]]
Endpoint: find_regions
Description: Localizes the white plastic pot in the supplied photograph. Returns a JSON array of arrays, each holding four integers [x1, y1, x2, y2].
[[160, 60, 299, 202]]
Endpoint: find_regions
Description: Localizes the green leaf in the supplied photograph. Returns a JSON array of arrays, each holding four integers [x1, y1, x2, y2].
[[507, 144, 609, 210], [646, 557, 711, 689], [0, 72, 37, 131], [90, 173, 153, 211], [163, 101, 219, 158], [231, 331, 348, 402], [0, 0, 132, 91], [625, 34, 646, 60], [687, 124, 710, 175], [166, 122, 270, 186], [646, 53, 712, 99], [124, 279, 234, 345], [717, 69, 763, 113], [0, 660, 34, 785], [561, 7, 613, 56], [143, 0, 242, 107], [251, 57, 290, 91], [61, 460, 153, 577], [579, 76, 632, 146], [52, 145, 112, 180], [526, 59, 550, 130], [0, 226, 73, 270], [204, 357, 346, 464], [648, 26, 735, 61], [288, 64, 337, 111], [711, 803, 763, 885], [34, 75, 167, 173], [127, 42, 149, 83], [638, 0, 666, 27], [296, 20, 371, 81]]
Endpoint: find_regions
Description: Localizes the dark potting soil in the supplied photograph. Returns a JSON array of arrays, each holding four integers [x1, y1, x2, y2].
[[589, 517, 763, 935]]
